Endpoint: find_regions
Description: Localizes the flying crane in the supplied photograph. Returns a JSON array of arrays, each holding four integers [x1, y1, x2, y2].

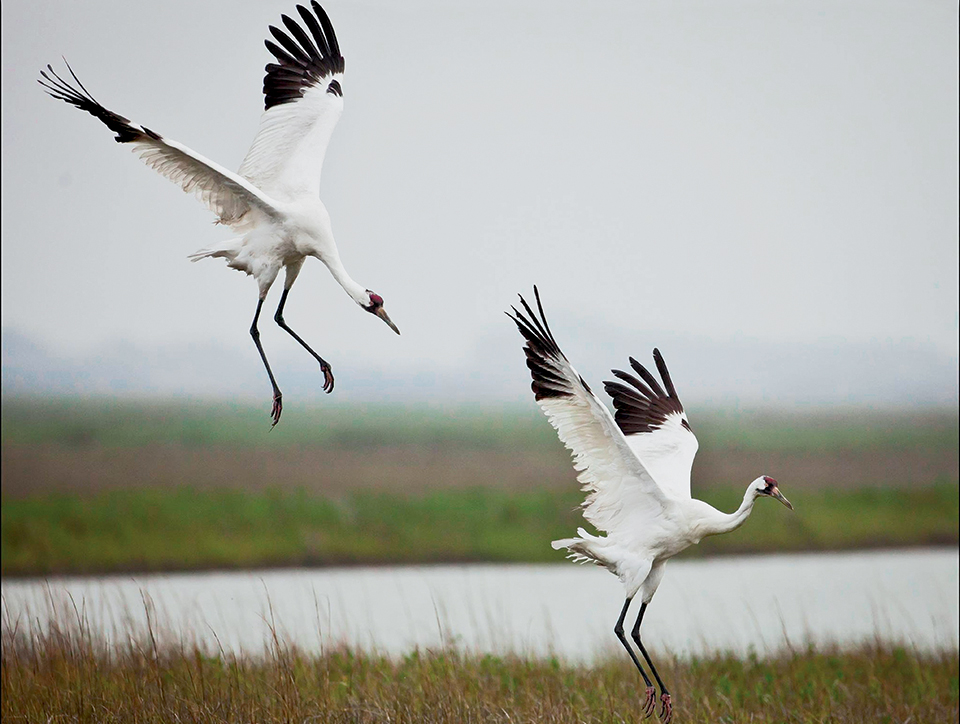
[[40, 2, 399, 426]]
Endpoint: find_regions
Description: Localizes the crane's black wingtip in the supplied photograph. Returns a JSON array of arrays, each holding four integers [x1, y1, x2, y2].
[[262, 2, 345, 111], [509, 286, 579, 402], [40, 61, 148, 144], [606, 351, 686, 436]]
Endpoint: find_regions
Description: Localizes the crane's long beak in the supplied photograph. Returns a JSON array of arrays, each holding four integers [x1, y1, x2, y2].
[[376, 307, 400, 335], [771, 487, 794, 510]]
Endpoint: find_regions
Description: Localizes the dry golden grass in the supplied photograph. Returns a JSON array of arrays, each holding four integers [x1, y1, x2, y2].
[[3, 616, 956, 723]]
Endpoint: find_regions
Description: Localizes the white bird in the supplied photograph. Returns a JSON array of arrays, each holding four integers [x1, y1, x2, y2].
[[39, 2, 399, 426], [509, 287, 793, 723]]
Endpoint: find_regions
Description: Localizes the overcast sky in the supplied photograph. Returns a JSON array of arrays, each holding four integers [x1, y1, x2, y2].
[[2, 0, 957, 406]]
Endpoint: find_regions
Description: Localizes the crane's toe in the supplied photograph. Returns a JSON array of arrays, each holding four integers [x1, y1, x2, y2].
[[270, 393, 283, 427], [642, 685, 657, 718], [659, 692, 673, 723], [320, 362, 335, 393]]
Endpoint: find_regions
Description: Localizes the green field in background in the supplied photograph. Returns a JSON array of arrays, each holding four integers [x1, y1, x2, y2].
[[3, 397, 957, 453], [3, 483, 956, 576], [2, 398, 957, 575]]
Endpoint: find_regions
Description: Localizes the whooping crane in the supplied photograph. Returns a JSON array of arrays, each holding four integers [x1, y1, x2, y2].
[[509, 287, 794, 723], [39, 2, 399, 426]]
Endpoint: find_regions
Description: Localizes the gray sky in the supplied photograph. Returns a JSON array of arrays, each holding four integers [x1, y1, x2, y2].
[[2, 0, 957, 406]]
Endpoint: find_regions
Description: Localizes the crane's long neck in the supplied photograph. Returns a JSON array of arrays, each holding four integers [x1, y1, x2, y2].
[[316, 249, 367, 305], [699, 488, 758, 538]]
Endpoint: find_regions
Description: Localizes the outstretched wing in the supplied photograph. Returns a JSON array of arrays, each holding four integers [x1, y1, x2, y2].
[[508, 288, 669, 535], [238, 2, 345, 201], [603, 351, 699, 500], [39, 63, 280, 229]]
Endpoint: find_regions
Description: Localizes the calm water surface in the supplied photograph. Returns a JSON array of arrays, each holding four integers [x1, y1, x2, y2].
[[3, 548, 957, 659]]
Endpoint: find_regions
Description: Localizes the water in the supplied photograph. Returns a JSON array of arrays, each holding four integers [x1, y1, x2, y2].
[[3, 548, 957, 659]]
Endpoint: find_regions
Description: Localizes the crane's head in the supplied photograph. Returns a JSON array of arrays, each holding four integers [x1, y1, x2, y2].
[[751, 475, 793, 510], [362, 290, 400, 335]]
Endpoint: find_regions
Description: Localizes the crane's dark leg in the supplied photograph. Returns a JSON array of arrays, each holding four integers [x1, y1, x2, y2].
[[631, 602, 671, 723], [274, 288, 334, 393], [250, 298, 283, 427], [614, 597, 657, 718]]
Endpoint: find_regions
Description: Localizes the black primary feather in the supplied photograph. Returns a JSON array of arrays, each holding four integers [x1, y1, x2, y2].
[[603, 349, 687, 435], [263, 2, 346, 111], [508, 286, 590, 401], [38, 61, 156, 144]]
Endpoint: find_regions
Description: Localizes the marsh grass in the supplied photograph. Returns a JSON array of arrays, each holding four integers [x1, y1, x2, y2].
[[2, 612, 957, 724]]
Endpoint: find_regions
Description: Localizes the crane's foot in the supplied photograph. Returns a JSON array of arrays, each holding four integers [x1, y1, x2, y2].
[[320, 361, 334, 394], [270, 392, 283, 427], [642, 685, 657, 718], [659, 692, 673, 723]]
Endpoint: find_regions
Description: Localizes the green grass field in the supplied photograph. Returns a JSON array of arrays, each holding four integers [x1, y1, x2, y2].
[[3, 397, 957, 452], [1, 399, 957, 575], [3, 628, 956, 724], [3, 484, 957, 576]]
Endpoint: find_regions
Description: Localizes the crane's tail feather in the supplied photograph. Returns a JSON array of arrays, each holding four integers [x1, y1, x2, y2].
[[552, 528, 617, 571], [188, 238, 242, 262]]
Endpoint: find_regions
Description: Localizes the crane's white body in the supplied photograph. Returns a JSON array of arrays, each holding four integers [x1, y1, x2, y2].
[[541, 392, 768, 603], [183, 55, 362, 302], [554, 483, 764, 602], [188, 196, 365, 304]]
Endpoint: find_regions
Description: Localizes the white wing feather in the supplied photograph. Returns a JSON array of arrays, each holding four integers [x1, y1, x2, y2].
[[239, 1, 346, 201], [131, 135, 280, 227], [239, 82, 343, 200], [624, 413, 699, 500], [510, 291, 669, 535], [38, 64, 279, 229]]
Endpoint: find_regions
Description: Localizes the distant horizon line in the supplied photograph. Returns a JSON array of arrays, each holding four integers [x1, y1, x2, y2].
[[2, 391, 956, 414]]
